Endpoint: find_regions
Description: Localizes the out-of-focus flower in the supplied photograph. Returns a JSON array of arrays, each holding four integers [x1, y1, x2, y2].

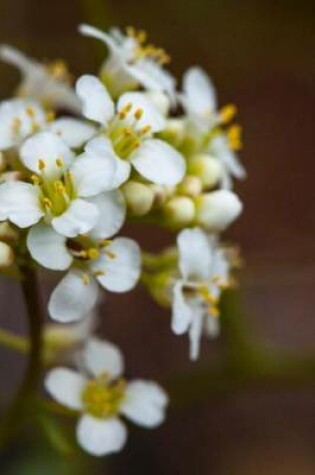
[[0, 45, 81, 113], [0, 131, 119, 237], [171, 227, 231, 360], [76, 75, 185, 186], [194, 190, 243, 231], [45, 338, 168, 456], [79, 25, 176, 101]]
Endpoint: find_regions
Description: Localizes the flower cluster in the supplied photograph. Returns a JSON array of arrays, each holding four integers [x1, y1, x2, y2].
[[0, 25, 244, 456]]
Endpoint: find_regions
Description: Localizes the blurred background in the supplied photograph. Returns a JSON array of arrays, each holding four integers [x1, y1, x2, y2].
[[0, 0, 314, 473]]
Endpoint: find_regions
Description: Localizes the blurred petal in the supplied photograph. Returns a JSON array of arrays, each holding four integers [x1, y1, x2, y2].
[[188, 307, 204, 361], [0, 182, 43, 228], [76, 75, 114, 125], [182, 67, 217, 119], [52, 199, 99, 238], [48, 270, 99, 322], [27, 222, 72, 270], [121, 380, 168, 428], [88, 191, 126, 240], [177, 227, 212, 281], [131, 139, 185, 185], [76, 415, 127, 456], [171, 281, 194, 335], [92, 237, 141, 292], [83, 338, 124, 378], [44, 368, 85, 410], [49, 118, 96, 148]]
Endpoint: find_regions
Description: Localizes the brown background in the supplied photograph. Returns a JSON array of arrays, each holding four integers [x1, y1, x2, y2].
[[0, 0, 314, 473]]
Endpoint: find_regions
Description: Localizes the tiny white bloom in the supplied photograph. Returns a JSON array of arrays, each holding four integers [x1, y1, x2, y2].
[[76, 75, 185, 186], [0, 131, 118, 237], [79, 24, 176, 101], [0, 45, 81, 113], [45, 338, 168, 456], [171, 227, 231, 360]]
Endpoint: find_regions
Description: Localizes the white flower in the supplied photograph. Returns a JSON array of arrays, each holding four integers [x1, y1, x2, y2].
[[0, 98, 95, 152], [0, 131, 119, 237], [79, 24, 176, 101], [45, 338, 168, 456], [171, 228, 231, 360], [76, 75, 185, 186], [0, 45, 81, 113]]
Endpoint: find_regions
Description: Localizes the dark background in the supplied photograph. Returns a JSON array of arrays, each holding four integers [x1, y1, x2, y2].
[[0, 0, 314, 473]]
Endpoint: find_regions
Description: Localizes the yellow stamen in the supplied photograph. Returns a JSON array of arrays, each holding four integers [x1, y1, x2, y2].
[[220, 104, 237, 124], [227, 124, 242, 151], [38, 159, 46, 171], [134, 108, 143, 120]]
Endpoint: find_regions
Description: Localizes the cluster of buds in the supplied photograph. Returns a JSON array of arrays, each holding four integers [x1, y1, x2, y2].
[[0, 25, 245, 456]]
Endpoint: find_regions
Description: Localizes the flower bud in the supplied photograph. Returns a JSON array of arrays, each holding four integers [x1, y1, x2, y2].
[[164, 196, 195, 226], [194, 190, 243, 231], [187, 154, 223, 188], [149, 184, 175, 209], [177, 175, 202, 197], [0, 241, 14, 268], [122, 181, 154, 216], [0, 222, 19, 243], [162, 118, 186, 146]]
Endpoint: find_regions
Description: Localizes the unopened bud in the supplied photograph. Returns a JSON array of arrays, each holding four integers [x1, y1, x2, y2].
[[0, 241, 14, 268], [188, 154, 223, 189], [122, 181, 154, 216], [164, 196, 195, 226], [0, 222, 19, 243], [162, 118, 186, 146], [149, 184, 175, 209], [177, 175, 202, 197], [194, 190, 243, 231]]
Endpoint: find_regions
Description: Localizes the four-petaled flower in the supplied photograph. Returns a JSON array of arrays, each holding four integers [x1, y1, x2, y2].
[[45, 338, 168, 456]]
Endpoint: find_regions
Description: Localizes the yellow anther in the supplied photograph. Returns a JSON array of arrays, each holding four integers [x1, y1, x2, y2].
[[208, 305, 220, 318], [47, 60, 71, 82], [43, 197, 52, 209], [38, 159, 46, 171], [220, 104, 237, 124], [139, 125, 151, 135], [123, 128, 133, 137], [82, 273, 90, 285], [106, 250, 117, 260], [137, 29, 147, 44], [25, 106, 35, 117], [82, 376, 126, 419], [227, 124, 242, 151], [124, 102, 132, 113], [134, 108, 144, 120], [54, 180, 65, 194], [31, 175, 40, 185], [45, 111, 56, 122], [87, 248, 100, 260], [56, 157, 64, 168], [126, 26, 136, 38], [99, 239, 112, 248], [94, 270, 105, 277]]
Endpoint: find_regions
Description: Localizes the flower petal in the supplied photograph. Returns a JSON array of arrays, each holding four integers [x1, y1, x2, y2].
[[188, 307, 204, 361], [195, 190, 243, 232], [48, 270, 99, 322], [92, 237, 141, 292], [131, 139, 185, 185], [204, 314, 220, 338], [88, 191, 126, 240], [27, 223, 72, 270], [44, 368, 85, 410], [79, 24, 120, 56], [117, 92, 165, 132], [49, 118, 96, 149], [0, 182, 43, 228], [20, 131, 74, 178], [121, 380, 168, 428], [177, 227, 213, 281], [182, 67, 217, 120], [171, 281, 194, 335], [76, 75, 114, 125], [52, 199, 99, 238], [70, 152, 117, 197], [76, 415, 127, 457], [83, 338, 124, 379]]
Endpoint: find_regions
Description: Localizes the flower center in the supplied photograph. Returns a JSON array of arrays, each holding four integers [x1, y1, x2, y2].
[[108, 103, 152, 159], [81, 374, 126, 419], [32, 158, 75, 217]]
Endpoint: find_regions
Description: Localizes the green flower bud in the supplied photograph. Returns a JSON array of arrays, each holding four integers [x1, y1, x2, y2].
[[187, 154, 223, 188], [194, 190, 243, 231], [177, 175, 202, 197], [122, 180, 154, 216], [164, 196, 195, 226]]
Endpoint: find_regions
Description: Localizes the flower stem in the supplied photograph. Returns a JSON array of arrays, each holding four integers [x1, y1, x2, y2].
[[0, 328, 29, 353], [0, 263, 42, 447]]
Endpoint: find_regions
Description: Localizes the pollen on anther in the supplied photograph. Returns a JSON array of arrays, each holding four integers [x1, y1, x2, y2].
[[38, 159, 46, 171], [134, 108, 144, 120]]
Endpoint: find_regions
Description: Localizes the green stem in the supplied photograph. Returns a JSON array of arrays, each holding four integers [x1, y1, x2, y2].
[[0, 328, 29, 353], [0, 264, 43, 447]]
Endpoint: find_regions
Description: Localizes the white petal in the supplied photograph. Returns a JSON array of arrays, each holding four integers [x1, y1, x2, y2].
[[177, 227, 213, 281], [92, 237, 141, 292], [76, 75, 114, 125], [121, 380, 168, 428], [78, 24, 119, 56], [48, 270, 99, 322], [205, 314, 220, 338], [182, 67, 217, 119], [70, 152, 117, 197], [131, 139, 185, 185], [88, 191, 126, 240], [188, 307, 204, 361], [171, 281, 194, 335], [83, 338, 124, 379], [195, 190, 243, 232], [27, 223, 72, 270], [117, 92, 165, 132], [44, 368, 85, 410], [52, 199, 99, 238], [77, 416, 127, 457], [0, 44, 31, 73], [49, 118, 96, 148], [211, 135, 246, 181], [0, 182, 43, 228], [20, 131, 74, 177]]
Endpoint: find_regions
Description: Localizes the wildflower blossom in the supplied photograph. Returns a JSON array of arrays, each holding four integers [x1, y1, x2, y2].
[[45, 338, 168, 456]]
